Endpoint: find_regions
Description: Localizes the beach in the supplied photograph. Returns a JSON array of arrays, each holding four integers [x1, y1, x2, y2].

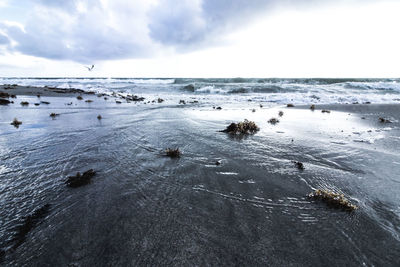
[[1, 81, 400, 266]]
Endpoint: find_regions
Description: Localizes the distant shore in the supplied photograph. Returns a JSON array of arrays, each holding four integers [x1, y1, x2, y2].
[[0, 84, 90, 97]]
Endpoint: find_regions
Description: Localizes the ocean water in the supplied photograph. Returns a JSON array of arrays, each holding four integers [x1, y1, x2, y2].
[[2, 77, 400, 105], [1, 79, 400, 265]]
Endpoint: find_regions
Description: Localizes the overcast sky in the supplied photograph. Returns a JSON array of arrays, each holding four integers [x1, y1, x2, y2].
[[0, 0, 399, 77]]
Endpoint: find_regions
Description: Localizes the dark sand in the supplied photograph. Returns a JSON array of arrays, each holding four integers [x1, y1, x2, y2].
[[0, 87, 400, 266], [1, 84, 87, 97]]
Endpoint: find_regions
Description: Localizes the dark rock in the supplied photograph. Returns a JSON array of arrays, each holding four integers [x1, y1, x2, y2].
[[321, 110, 331, 113], [77, 96, 83, 100], [310, 104, 315, 111], [287, 104, 294, 107], [379, 117, 391, 123], [0, 91, 10, 98], [215, 160, 222, 166], [216, 107, 222, 110], [0, 98, 11, 105], [40, 101, 50, 104], [182, 84, 195, 92], [34, 103, 40, 106], [293, 161, 304, 170], [116, 101, 122, 104], [20, 101, 29, 106], [179, 100, 186, 104], [157, 98, 164, 103], [49, 113, 59, 118], [97, 115, 102, 120], [66, 169, 96, 188]]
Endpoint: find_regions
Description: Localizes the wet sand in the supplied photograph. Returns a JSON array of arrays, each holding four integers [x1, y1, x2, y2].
[[1, 84, 88, 97], [0, 87, 400, 266]]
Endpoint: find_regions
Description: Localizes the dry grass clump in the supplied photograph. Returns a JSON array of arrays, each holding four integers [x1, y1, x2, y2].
[[308, 189, 358, 211], [287, 103, 294, 107], [165, 148, 181, 158], [221, 119, 259, 134], [268, 118, 279, 125], [66, 169, 96, 188], [11, 118, 22, 128]]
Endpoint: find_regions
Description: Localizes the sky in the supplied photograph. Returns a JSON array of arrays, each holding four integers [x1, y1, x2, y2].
[[0, 0, 399, 78]]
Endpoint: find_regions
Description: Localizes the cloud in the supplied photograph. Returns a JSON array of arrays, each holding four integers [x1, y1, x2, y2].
[[0, 0, 381, 63], [0, 32, 9, 44]]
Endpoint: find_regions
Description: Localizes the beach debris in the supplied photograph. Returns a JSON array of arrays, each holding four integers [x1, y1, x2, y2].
[[179, 100, 186, 104], [216, 107, 222, 110], [66, 169, 96, 188], [287, 104, 294, 107], [268, 118, 280, 125], [310, 104, 315, 111], [157, 98, 164, 103], [11, 118, 22, 128], [0, 98, 12, 105], [308, 189, 358, 211], [215, 160, 222, 166], [10, 204, 51, 250], [40, 101, 50, 104], [97, 115, 102, 120], [321, 109, 331, 113], [20, 101, 29, 106], [49, 113, 59, 118], [165, 148, 181, 158], [278, 111, 284, 117], [77, 95, 83, 100], [293, 161, 304, 170], [116, 100, 122, 104], [379, 117, 391, 123], [85, 99, 93, 103], [221, 119, 259, 135]]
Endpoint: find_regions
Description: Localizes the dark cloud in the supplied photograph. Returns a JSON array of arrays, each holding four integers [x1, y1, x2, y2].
[[0, 0, 379, 62]]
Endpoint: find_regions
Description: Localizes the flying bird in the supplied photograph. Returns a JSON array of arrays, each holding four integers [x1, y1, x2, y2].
[[85, 65, 95, 71]]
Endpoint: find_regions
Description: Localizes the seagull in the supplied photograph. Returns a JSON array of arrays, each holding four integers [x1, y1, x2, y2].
[[85, 65, 95, 71]]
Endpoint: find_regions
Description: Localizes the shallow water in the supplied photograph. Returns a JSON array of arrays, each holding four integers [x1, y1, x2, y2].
[[0, 94, 400, 266]]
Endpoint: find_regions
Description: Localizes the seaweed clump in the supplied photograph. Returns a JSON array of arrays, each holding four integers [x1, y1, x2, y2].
[[10, 118, 22, 128], [20, 101, 29, 106], [77, 95, 83, 100], [287, 104, 294, 107], [85, 99, 93, 103], [321, 109, 331, 113], [278, 111, 284, 117], [10, 204, 51, 249], [308, 189, 358, 211], [66, 169, 96, 188], [165, 148, 181, 158], [49, 113, 59, 118], [221, 119, 259, 134], [268, 118, 279, 125]]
